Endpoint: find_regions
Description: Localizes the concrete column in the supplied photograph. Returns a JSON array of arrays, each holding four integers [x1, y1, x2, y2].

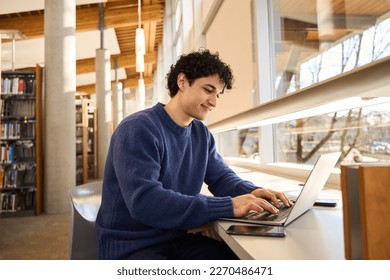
[[122, 87, 130, 117], [112, 81, 123, 129], [128, 88, 138, 116], [44, 0, 76, 213], [117, 82, 123, 123], [96, 49, 112, 179]]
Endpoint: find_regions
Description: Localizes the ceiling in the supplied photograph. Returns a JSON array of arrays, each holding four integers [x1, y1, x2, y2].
[[0, 0, 165, 95]]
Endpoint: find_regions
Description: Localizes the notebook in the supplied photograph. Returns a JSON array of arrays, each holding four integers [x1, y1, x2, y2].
[[221, 152, 341, 226]]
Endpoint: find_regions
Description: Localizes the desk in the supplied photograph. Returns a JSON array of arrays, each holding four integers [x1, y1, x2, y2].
[[208, 170, 345, 260]]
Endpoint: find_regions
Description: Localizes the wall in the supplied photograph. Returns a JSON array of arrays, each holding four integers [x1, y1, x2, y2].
[[204, 0, 255, 125]]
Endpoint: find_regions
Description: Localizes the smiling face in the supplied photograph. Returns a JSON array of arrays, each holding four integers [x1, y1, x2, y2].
[[164, 50, 234, 127], [166, 73, 225, 126]]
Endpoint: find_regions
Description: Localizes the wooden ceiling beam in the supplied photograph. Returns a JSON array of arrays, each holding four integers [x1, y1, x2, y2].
[[123, 76, 154, 88], [78, 5, 163, 31], [76, 51, 157, 74], [105, 0, 139, 9], [76, 84, 97, 95], [76, 75, 154, 94], [0, 5, 163, 39]]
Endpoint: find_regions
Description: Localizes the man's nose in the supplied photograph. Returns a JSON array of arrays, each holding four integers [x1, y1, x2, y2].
[[209, 92, 218, 107]]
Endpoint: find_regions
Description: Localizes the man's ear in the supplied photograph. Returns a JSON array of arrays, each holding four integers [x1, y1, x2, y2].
[[177, 73, 186, 90]]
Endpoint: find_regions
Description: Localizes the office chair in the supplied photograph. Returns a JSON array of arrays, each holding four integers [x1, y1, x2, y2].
[[68, 180, 103, 260]]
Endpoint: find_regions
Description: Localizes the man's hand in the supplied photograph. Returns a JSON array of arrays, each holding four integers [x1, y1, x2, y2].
[[232, 194, 280, 217], [231, 189, 292, 218], [251, 188, 292, 209]]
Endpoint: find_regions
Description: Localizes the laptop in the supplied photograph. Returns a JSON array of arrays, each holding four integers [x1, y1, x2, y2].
[[222, 152, 341, 226]]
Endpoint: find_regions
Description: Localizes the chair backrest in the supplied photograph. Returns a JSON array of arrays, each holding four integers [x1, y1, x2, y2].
[[68, 180, 103, 260]]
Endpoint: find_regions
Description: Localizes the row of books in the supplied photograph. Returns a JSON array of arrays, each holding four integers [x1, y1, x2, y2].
[[76, 126, 84, 137], [1, 100, 36, 118], [0, 163, 36, 189], [1, 121, 36, 139], [76, 154, 83, 167], [0, 189, 34, 213], [1, 141, 36, 163], [1, 77, 36, 95]]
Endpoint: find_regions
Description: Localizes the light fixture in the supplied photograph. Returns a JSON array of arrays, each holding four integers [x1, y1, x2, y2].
[[136, 0, 146, 109], [136, 28, 145, 55], [0, 29, 25, 71], [136, 54, 145, 73], [0, 29, 25, 40], [135, 0, 145, 72], [138, 78, 146, 110]]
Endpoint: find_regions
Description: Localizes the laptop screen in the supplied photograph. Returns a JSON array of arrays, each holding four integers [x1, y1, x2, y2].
[[284, 152, 341, 226]]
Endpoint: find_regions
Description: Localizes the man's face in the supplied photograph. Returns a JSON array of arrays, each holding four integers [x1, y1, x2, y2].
[[178, 74, 225, 121]]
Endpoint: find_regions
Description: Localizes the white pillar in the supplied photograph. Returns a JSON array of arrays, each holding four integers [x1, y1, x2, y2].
[[112, 82, 118, 128], [96, 49, 112, 179], [123, 87, 131, 117], [112, 81, 123, 128], [44, 0, 76, 213], [117, 82, 123, 123]]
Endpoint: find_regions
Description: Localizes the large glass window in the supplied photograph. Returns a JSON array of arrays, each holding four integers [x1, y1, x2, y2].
[[215, 0, 390, 168], [270, 0, 390, 165], [276, 102, 390, 165], [218, 128, 260, 159], [272, 0, 390, 97], [217, 100, 390, 165]]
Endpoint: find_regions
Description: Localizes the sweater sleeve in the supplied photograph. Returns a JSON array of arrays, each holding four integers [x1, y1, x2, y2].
[[204, 130, 261, 197], [111, 118, 234, 230]]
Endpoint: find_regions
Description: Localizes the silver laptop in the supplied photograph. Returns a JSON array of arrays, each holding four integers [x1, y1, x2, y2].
[[222, 152, 341, 226]]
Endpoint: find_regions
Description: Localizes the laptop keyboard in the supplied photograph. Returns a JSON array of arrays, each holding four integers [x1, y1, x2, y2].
[[244, 203, 291, 222]]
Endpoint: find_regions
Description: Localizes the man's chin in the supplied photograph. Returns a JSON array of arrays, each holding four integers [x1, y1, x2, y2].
[[195, 111, 209, 121]]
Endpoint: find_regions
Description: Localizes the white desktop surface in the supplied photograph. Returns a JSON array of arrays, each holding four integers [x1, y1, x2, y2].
[[204, 170, 345, 260]]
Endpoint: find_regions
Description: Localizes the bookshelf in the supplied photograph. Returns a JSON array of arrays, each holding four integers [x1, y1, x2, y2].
[[0, 66, 43, 217], [76, 98, 88, 185], [87, 102, 97, 180], [75, 97, 97, 185]]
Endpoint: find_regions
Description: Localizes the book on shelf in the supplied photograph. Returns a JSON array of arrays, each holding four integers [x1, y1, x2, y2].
[[0, 169, 3, 189], [1, 74, 36, 95], [1, 192, 17, 212], [1, 121, 36, 139], [18, 79, 25, 94]]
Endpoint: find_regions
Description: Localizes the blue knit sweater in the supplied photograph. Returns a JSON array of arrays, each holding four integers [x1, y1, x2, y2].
[[96, 103, 258, 259]]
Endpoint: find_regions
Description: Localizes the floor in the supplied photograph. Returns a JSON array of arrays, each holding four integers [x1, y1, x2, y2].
[[0, 213, 71, 260]]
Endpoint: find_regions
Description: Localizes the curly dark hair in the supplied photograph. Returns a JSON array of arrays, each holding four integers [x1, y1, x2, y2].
[[165, 49, 234, 98]]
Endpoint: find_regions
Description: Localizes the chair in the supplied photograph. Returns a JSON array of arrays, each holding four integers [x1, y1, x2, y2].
[[68, 180, 103, 260]]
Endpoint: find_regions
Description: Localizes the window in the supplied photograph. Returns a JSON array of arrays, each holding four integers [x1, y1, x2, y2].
[[214, 0, 390, 168], [276, 102, 390, 165], [270, 0, 390, 97]]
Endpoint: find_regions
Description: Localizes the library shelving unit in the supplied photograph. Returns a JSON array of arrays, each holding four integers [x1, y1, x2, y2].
[[87, 101, 97, 181], [75, 97, 97, 185], [0, 66, 43, 217], [76, 98, 88, 185]]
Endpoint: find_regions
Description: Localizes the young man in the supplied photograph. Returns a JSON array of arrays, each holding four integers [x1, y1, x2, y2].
[[96, 49, 291, 260]]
